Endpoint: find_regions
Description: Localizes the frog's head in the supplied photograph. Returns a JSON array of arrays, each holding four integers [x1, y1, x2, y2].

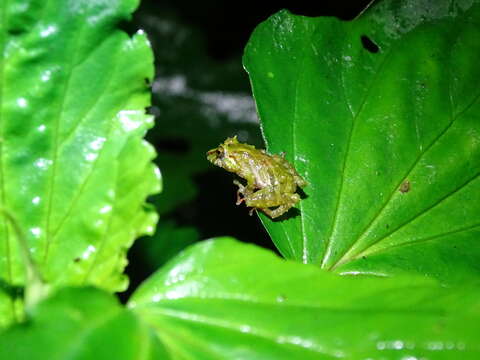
[[206, 136, 241, 172]]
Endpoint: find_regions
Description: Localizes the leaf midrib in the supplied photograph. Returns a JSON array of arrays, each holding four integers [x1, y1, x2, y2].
[[0, 0, 17, 322], [292, 22, 307, 264], [357, 222, 480, 260], [42, 19, 84, 265], [49, 38, 120, 240], [331, 76, 480, 270], [138, 306, 343, 357], [335, 170, 480, 268], [320, 40, 395, 269]]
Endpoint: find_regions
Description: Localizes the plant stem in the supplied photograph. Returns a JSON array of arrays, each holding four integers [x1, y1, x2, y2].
[[0, 208, 49, 309]]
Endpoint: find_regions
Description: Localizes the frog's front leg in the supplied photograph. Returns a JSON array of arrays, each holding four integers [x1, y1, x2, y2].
[[233, 179, 254, 205], [233, 180, 244, 205]]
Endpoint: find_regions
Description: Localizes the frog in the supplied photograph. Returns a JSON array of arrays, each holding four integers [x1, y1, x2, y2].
[[206, 136, 307, 219]]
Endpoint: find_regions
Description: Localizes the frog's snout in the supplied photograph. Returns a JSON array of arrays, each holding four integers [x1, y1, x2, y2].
[[206, 149, 216, 164]]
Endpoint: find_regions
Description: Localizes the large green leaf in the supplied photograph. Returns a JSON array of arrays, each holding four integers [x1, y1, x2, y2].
[[243, 1, 480, 281], [129, 238, 480, 359], [0, 0, 160, 327], [0, 287, 168, 359]]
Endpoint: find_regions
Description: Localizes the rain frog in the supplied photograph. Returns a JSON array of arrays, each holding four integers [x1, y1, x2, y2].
[[207, 136, 307, 219]]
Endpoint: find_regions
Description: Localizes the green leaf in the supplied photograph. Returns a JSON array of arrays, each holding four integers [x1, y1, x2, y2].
[[129, 238, 480, 359], [0, 287, 168, 359], [0, 0, 160, 327], [243, 1, 480, 282]]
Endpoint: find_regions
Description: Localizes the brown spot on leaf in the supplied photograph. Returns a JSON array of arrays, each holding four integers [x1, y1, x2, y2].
[[399, 180, 410, 193]]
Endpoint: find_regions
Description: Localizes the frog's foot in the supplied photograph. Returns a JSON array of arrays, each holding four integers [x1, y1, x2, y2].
[[261, 204, 290, 219], [248, 207, 256, 216], [236, 192, 244, 205]]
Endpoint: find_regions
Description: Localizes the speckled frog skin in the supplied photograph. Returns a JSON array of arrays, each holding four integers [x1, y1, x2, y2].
[[207, 136, 307, 218]]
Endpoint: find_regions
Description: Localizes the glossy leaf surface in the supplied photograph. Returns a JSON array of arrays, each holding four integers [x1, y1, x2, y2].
[[0, 287, 168, 359], [243, 1, 480, 281], [129, 238, 480, 359], [0, 0, 160, 327]]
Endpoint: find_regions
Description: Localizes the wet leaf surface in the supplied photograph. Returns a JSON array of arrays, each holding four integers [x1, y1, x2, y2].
[[0, 0, 160, 327], [130, 238, 480, 359], [243, 0, 480, 283]]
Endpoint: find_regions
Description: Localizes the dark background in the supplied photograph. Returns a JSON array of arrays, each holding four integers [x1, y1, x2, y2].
[[137, 1, 373, 60], [122, 0, 373, 299]]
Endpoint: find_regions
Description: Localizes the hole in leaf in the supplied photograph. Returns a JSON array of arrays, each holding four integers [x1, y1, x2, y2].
[[361, 35, 379, 53]]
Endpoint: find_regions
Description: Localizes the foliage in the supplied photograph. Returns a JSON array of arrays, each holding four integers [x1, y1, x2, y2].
[[0, 0, 159, 327], [2, 239, 479, 359], [0, 287, 168, 359], [128, 238, 480, 359], [244, 0, 480, 285]]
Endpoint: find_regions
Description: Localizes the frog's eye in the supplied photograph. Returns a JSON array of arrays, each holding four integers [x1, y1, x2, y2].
[[211, 148, 223, 159]]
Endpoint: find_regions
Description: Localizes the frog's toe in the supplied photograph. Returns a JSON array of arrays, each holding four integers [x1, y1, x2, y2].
[[236, 196, 245, 205], [291, 193, 301, 203]]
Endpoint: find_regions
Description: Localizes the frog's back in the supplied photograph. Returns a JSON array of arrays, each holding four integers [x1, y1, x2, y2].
[[271, 154, 307, 188]]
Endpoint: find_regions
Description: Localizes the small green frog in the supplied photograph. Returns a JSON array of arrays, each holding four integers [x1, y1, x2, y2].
[[207, 136, 307, 219]]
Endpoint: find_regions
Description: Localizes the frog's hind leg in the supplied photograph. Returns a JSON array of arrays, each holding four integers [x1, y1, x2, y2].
[[261, 204, 290, 219], [244, 189, 300, 208], [244, 189, 300, 219]]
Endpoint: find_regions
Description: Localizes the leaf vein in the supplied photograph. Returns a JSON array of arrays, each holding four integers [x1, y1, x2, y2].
[[340, 170, 480, 265], [141, 307, 338, 356], [0, 0, 17, 322], [321, 44, 394, 268], [359, 223, 480, 259], [331, 80, 480, 269], [58, 37, 118, 148], [50, 49, 120, 238], [292, 35, 307, 263], [42, 22, 85, 264]]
